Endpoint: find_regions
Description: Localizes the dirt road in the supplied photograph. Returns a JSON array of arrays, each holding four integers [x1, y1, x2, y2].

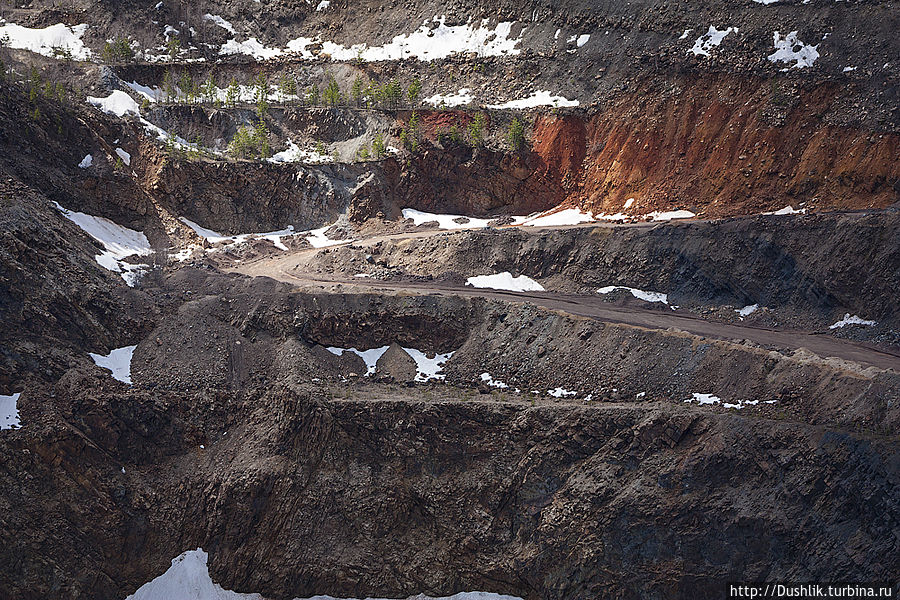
[[226, 228, 900, 372]]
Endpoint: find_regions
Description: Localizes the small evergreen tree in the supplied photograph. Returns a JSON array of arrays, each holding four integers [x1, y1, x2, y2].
[[468, 112, 486, 146], [351, 76, 364, 108], [407, 77, 422, 104], [203, 75, 217, 104], [307, 83, 320, 106], [225, 78, 240, 107], [254, 74, 269, 117], [167, 38, 181, 63], [162, 69, 174, 103], [508, 117, 526, 151], [278, 74, 296, 103], [324, 77, 341, 107]]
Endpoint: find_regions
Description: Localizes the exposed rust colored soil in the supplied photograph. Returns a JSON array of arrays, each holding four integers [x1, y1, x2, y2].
[[532, 75, 900, 218]]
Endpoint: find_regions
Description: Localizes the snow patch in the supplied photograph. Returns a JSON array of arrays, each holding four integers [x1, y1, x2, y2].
[[0, 393, 21, 430], [309, 17, 524, 62], [548, 388, 577, 398], [403, 348, 455, 382], [125, 549, 262, 600], [220, 37, 284, 60], [87, 90, 140, 117], [402, 208, 494, 230], [424, 88, 474, 107], [488, 90, 579, 109], [89, 345, 136, 384], [268, 140, 334, 164], [736, 304, 759, 318], [829, 314, 876, 329], [316, 0, 331, 10], [0, 22, 91, 60], [78, 154, 93, 168], [763, 205, 807, 216], [480, 373, 509, 389], [647, 209, 695, 221], [519, 208, 594, 227], [326, 346, 389, 376], [768, 31, 819, 69], [466, 272, 545, 292], [115, 148, 131, 166], [305, 224, 352, 248], [53, 202, 152, 286], [182, 218, 295, 251], [684, 392, 773, 410], [689, 26, 737, 57], [597, 286, 668, 305], [202, 13, 235, 34]]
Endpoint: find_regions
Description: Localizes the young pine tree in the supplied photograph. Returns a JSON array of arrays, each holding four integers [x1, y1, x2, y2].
[[507, 117, 526, 152], [407, 77, 422, 105], [324, 77, 341, 107]]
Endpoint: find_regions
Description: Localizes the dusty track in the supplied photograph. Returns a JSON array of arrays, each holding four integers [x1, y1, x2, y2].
[[227, 226, 900, 372]]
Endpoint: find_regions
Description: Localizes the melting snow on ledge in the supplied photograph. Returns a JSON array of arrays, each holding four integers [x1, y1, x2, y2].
[[487, 90, 579, 109], [402, 208, 496, 230], [89, 345, 137, 384], [1, 393, 21, 430], [87, 90, 141, 117], [466, 272, 545, 292], [597, 286, 668, 305], [326, 346, 454, 381], [202, 13, 235, 34], [736, 304, 759, 318], [126, 548, 523, 600], [829, 314, 876, 329], [53, 202, 152, 286], [519, 208, 595, 227], [481, 372, 509, 389], [219, 16, 523, 62], [424, 88, 474, 107], [763, 205, 807, 216], [688, 26, 737, 57], [179, 218, 350, 252], [768, 31, 819, 69], [0, 22, 91, 60], [646, 209, 695, 221], [684, 392, 776, 410]]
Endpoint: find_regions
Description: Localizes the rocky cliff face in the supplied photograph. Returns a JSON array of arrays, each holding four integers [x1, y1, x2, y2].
[[3, 380, 899, 600]]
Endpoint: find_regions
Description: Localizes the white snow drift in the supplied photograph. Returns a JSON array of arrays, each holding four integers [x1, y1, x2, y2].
[[688, 26, 737, 57], [128, 547, 523, 600], [597, 286, 668, 305], [402, 208, 495, 230], [0, 22, 91, 60], [326, 346, 454, 381], [519, 208, 595, 227], [684, 392, 776, 410], [89, 345, 137, 384], [768, 31, 819, 69], [488, 90, 579, 109], [424, 88, 474, 107], [0, 393, 21, 430], [219, 16, 523, 63], [466, 272, 545, 292], [53, 202, 152, 286], [87, 90, 141, 117], [180, 217, 350, 252], [829, 314, 876, 329]]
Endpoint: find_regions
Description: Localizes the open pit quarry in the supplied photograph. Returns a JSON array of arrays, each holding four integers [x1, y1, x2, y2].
[[0, 0, 898, 598]]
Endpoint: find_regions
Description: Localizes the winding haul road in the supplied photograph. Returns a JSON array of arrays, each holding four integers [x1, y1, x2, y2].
[[226, 225, 900, 373]]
